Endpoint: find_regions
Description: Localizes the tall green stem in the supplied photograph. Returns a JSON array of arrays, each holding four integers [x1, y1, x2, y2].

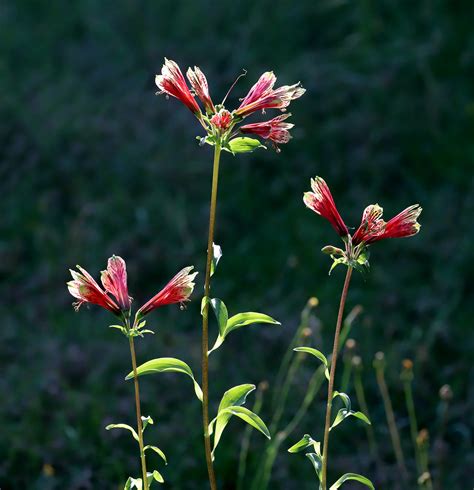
[[201, 143, 221, 490], [128, 336, 148, 490], [320, 267, 353, 490], [403, 378, 423, 481]]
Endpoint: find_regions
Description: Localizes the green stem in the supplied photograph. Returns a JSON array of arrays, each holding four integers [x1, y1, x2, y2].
[[353, 368, 378, 460], [128, 336, 148, 490], [201, 143, 221, 490], [375, 364, 408, 481], [321, 266, 353, 490], [403, 379, 423, 481]]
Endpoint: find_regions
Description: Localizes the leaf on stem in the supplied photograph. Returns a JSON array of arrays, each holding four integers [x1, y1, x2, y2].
[[330, 391, 370, 430], [329, 473, 375, 489], [294, 347, 330, 380], [209, 384, 256, 452], [210, 243, 222, 277], [144, 445, 167, 464], [124, 477, 142, 490], [125, 357, 203, 402], [147, 470, 164, 484], [226, 137, 266, 154], [105, 423, 139, 442], [210, 298, 228, 334], [209, 312, 280, 353], [141, 415, 154, 432], [306, 452, 323, 479], [288, 433, 320, 454]]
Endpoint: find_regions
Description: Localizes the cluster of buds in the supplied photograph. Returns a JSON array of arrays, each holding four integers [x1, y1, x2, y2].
[[304, 176, 422, 273], [67, 255, 197, 335], [155, 58, 305, 152]]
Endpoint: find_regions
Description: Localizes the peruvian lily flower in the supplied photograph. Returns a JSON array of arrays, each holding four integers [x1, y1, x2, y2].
[[155, 58, 201, 115], [156, 58, 305, 153], [241, 114, 294, 151], [68, 256, 197, 335], [304, 176, 422, 273]]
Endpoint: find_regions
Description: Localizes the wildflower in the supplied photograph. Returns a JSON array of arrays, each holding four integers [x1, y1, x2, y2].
[[303, 177, 349, 237], [101, 255, 132, 311], [235, 72, 305, 117], [156, 58, 305, 152], [187, 66, 215, 114], [136, 266, 198, 318], [210, 109, 232, 132], [241, 114, 294, 149], [68, 265, 121, 315], [155, 58, 201, 115], [304, 177, 422, 272]]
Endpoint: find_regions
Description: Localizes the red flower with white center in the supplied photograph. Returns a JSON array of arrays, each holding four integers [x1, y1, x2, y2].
[[352, 204, 386, 245], [303, 177, 349, 237], [379, 204, 422, 240], [100, 255, 132, 311], [304, 176, 422, 272], [235, 71, 305, 117], [68, 265, 121, 315], [187, 66, 215, 114], [155, 58, 201, 115], [210, 109, 232, 132], [241, 113, 294, 147], [136, 266, 198, 318]]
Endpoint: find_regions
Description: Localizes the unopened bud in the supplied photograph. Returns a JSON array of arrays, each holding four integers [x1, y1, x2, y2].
[[346, 338, 356, 351], [373, 351, 385, 370], [302, 327, 312, 338], [417, 428, 429, 447], [439, 384, 453, 401], [401, 358, 414, 382], [402, 359, 413, 370], [308, 297, 319, 307], [258, 380, 269, 392], [352, 355, 362, 369], [321, 245, 344, 256]]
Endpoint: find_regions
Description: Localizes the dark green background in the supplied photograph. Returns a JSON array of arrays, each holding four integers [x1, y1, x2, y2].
[[1, 1, 472, 488]]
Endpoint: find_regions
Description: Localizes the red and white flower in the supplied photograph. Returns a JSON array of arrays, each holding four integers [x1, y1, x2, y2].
[[100, 255, 132, 311], [136, 266, 198, 318], [187, 66, 215, 114], [241, 114, 294, 146], [303, 177, 349, 237], [155, 58, 201, 115], [68, 264, 121, 315], [210, 109, 232, 132]]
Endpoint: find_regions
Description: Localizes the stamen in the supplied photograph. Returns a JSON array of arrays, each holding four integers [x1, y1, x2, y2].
[[221, 69, 247, 105]]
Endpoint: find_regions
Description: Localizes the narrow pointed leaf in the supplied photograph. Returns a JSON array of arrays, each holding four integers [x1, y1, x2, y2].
[[210, 243, 222, 277], [210, 298, 228, 335], [125, 357, 203, 402], [219, 406, 270, 439], [294, 347, 330, 380], [330, 409, 371, 431], [212, 384, 256, 452], [105, 423, 139, 442], [124, 477, 142, 490], [141, 415, 154, 431], [147, 470, 164, 484], [144, 445, 167, 464], [288, 434, 314, 453], [333, 391, 351, 410], [329, 473, 374, 489], [306, 452, 323, 479]]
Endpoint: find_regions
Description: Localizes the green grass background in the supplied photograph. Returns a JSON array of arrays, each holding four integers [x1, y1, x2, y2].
[[0, 0, 472, 488]]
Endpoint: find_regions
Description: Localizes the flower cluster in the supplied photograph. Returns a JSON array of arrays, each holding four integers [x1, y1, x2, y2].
[[155, 58, 305, 152], [304, 176, 422, 272], [68, 255, 197, 331]]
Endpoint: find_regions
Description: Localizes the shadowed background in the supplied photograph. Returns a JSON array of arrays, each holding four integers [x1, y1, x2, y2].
[[0, 1, 473, 488]]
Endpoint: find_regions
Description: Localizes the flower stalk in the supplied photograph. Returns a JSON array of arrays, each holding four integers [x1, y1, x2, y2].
[[201, 142, 222, 490], [320, 266, 353, 490], [128, 332, 149, 490]]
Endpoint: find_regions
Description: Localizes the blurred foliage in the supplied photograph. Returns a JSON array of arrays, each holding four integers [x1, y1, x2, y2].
[[0, 0, 473, 488]]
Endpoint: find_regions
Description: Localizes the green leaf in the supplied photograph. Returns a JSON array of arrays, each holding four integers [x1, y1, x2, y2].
[[227, 137, 266, 154], [144, 445, 167, 464], [330, 409, 371, 431], [329, 256, 347, 275], [210, 384, 256, 452], [105, 423, 139, 442], [124, 477, 142, 490], [210, 243, 222, 277], [306, 452, 323, 479], [210, 298, 228, 335], [209, 311, 280, 353], [126, 358, 203, 402], [294, 347, 330, 380], [141, 415, 154, 431], [333, 391, 351, 410], [109, 324, 126, 334], [218, 406, 270, 440], [329, 473, 375, 490], [288, 434, 315, 453], [147, 470, 164, 484], [201, 296, 209, 315]]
